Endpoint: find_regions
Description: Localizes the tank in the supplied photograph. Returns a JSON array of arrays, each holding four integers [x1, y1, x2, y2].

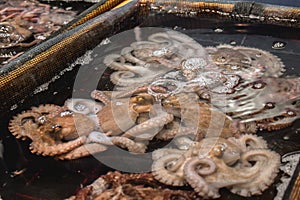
[[0, 0, 299, 199]]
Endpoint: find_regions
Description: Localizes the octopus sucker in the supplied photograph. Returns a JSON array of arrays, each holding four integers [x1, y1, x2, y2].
[[90, 90, 111, 106]]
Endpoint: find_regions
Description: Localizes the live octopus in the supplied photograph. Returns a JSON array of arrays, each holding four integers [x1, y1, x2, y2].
[[206, 44, 285, 80], [8, 104, 95, 158], [151, 134, 280, 198], [212, 77, 300, 130]]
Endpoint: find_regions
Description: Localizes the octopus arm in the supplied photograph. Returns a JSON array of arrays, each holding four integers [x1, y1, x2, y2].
[[29, 136, 86, 157], [229, 149, 280, 197], [31, 104, 63, 117], [228, 134, 268, 151], [111, 137, 146, 153], [8, 111, 40, 140], [122, 113, 174, 140], [90, 90, 111, 106], [57, 143, 108, 160], [152, 153, 186, 186], [183, 157, 219, 199]]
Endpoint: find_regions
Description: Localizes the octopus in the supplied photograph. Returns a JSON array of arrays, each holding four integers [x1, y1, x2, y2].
[[103, 30, 216, 90], [0, 22, 33, 48], [0, 0, 77, 65], [67, 171, 198, 200], [212, 77, 300, 130], [206, 44, 285, 80], [151, 134, 281, 198], [8, 89, 177, 159], [8, 104, 97, 158], [64, 90, 175, 153], [7, 28, 300, 199]]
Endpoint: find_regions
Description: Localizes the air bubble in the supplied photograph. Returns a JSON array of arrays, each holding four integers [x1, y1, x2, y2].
[[286, 110, 296, 117], [283, 136, 289, 140], [252, 81, 266, 89], [214, 28, 223, 33], [229, 40, 236, 45], [272, 41, 286, 50], [200, 92, 210, 100], [265, 102, 275, 109], [230, 65, 239, 70]]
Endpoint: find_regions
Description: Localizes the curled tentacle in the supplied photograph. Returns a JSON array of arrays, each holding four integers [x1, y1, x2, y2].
[[103, 54, 127, 71], [184, 157, 219, 199], [230, 149, 280, 197], [8, 111, 40, 140], [152, 153, 186, 186], [121, 47, 147, 65], [229, 134, 268, 151]]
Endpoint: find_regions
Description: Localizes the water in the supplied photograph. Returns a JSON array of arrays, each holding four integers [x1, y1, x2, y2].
[[0, 13, 300, 199]]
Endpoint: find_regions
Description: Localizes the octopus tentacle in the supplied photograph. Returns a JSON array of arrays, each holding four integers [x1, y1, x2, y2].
[[111, 136, 147, 153], [228, 134, 268, 151], [121, 47, 147, 66], [122, 113, 174, 140], [29, 136, 86, 157], [230, 149, 280, 197], [91, 90, 111, 106], [103, 54, 128, 71], [8, 111, 40, 139], [86, 131, 113, 145], [115, 85, 167, 98], [184, 157, 219, 199], [31, 104, 63, 118], [152, 153, 186, 186], [115, 137, 146, 153], [57, 143, 108, 160], [151, 148, 185, 160], [110, 69, 168, 87]]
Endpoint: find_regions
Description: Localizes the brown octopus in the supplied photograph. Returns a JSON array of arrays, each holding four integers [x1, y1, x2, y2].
[[8, 104, 96, 158], [151, 134, 280, 198]]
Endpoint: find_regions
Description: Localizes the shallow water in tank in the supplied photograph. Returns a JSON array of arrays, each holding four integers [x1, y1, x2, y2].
[[0, 14, 300, 199]]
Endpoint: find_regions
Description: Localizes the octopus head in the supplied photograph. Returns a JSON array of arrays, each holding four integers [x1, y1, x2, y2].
[[210, 138, 242, 166]]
